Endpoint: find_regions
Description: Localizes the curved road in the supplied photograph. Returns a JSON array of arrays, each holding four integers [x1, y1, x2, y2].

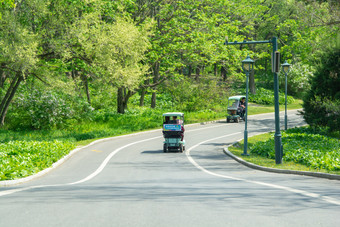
[[0, 110, 339, 227]]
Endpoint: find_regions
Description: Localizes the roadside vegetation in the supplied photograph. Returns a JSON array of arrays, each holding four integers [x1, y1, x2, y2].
[[0, 92, 301, 181], [0, 1, 339, 181], [229, 126, 340, 175]]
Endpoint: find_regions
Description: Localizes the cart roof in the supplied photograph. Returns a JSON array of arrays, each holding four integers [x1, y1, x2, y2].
[[228, 95, 246, 100], [163, 112, 184, 117]]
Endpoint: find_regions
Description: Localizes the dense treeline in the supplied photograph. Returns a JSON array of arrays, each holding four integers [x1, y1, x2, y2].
[[0, 0, 339, 129]]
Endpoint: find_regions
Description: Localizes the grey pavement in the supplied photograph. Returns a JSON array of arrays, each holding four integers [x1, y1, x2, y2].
[[0, 110, 339, 227]]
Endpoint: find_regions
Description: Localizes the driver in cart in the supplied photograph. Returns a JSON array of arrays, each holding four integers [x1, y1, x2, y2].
[[172, 116, 184, 141], [238, 97, 246, 119]]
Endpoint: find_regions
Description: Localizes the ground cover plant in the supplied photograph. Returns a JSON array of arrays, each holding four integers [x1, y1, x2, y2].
[[0, 140, 75, 180], [229, 126, 340, 175], [248, 87, 295, 105]]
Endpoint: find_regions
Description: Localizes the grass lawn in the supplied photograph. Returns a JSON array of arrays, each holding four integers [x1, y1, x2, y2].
[[248, 99, 303, 115], [228, 132, 340, 175]]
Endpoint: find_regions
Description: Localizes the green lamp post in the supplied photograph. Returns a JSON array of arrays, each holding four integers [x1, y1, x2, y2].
[[241, 55, 254, 156], [282, 61, 291, 130], [225, 37, 283, 164]]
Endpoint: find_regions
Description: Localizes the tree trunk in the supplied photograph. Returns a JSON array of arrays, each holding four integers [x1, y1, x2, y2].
[[117, 87, 125, 114], [249, 70, 256, 94], [195, 67, 200, 80], [140, 88, 146, 106], [214, 63, 218, 76], [221, 66, 227, 81], [117, 87, 135, 114], [151, 92, 156, 108], [188, 65, 192, 77], [81, 73, 91, 105], [139, 79, 149, 107], [0, 71, 6, 88], [0, 74, 23, 126], [151, 62, 160, 109]]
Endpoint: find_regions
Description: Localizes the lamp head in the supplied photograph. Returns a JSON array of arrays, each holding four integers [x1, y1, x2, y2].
[[242, 55, 254, 73], [282, 60, 291, 74]]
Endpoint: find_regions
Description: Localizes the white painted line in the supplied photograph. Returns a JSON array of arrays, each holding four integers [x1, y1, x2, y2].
[[67, 136, 162, 185], [185, 132, 340, 206], [0, 135, 162, 196], [0, 123, 229, 196]]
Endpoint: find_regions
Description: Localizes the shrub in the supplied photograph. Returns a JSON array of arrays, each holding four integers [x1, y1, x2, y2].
[[249, 87, 295, 105], [302, 46, 340, 132], [164, 77, 229, 112], [280, 63, 313, 98], [8, 89, 72, 130], [8, 88, 94, 130]]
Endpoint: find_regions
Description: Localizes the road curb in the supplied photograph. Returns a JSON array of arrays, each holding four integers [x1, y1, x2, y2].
[[223, 143, 340, 181]]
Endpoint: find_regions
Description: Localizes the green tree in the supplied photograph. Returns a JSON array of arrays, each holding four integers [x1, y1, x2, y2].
[[0, 1, 43, 126], [302, 45, 340, 132]]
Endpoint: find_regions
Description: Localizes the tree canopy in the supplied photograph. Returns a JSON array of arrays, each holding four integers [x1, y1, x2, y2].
[[0, 0, 339, 127]]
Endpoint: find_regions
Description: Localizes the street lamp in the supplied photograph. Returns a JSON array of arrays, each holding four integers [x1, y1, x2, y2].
[[282, 61, 291, 130], [225, 37, 283, 164], [241, 55, 254, 156]]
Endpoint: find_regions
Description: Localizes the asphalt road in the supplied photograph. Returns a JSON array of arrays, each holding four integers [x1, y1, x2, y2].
[[0, 110, 339, 227]]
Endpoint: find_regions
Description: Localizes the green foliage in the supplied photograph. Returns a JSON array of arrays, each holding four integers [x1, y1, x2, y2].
[[0, 10, 39, 73], [163, 77, 230, 112], [302, 46, 340, 132], [7, 87, 94, 130], [0, 140, 75, 180], [250, 127, 340, 171], [280, 62, 314, 98], [248, 88, 295, 105]]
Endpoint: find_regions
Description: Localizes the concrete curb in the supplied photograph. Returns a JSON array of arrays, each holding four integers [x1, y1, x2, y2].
[[223, 143, 340, 181]]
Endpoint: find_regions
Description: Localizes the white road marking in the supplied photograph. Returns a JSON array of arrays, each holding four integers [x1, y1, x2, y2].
[[185, 133, 340, 206], [1, 119, 338, 207], [0, 124, 229, 197], [67, 136, 162, 185]]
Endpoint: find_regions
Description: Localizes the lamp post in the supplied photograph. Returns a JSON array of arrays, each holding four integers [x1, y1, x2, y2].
[[241, 55, 254, 156], [225, 37, 283, 164], [282, 61, 291, 130]]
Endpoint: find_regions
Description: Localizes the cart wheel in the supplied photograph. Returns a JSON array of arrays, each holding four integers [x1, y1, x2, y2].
[[227, 118, 230, 123], [163, 144, 168, 153], [235, 118, 239, 123], [179, 144, 183, 153]]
